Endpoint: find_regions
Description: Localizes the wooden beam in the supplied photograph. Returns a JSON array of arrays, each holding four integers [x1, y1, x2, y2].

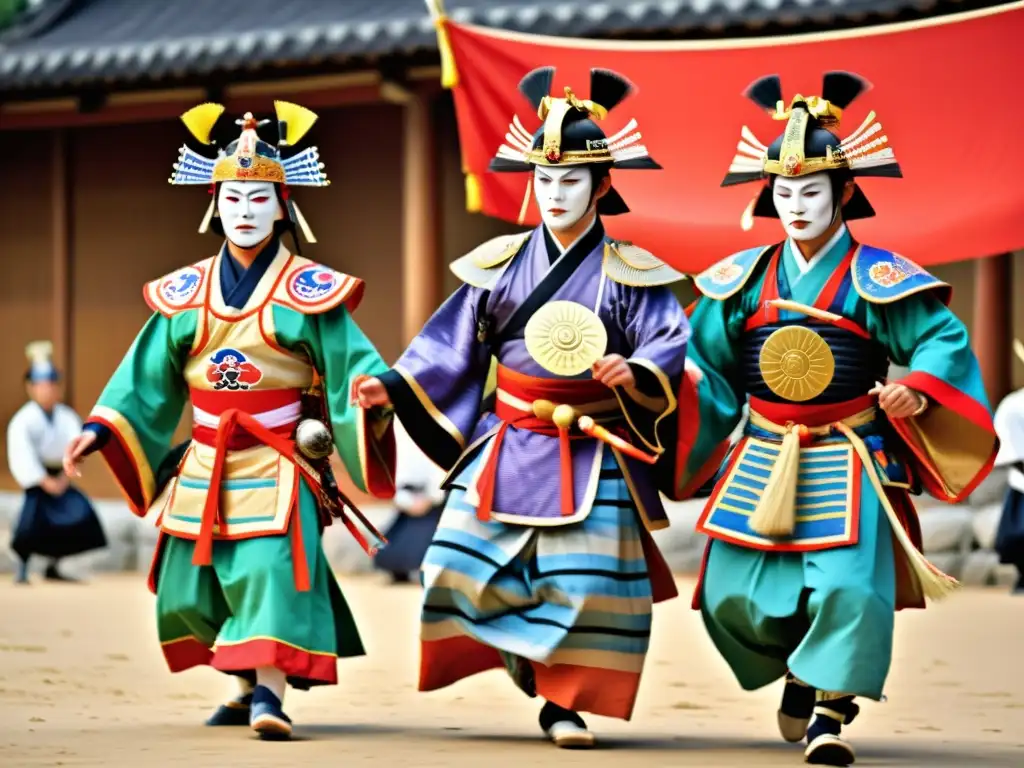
[[225, 72, 378, 97], [400, 84, 441, 346], [224, 83, 384, 115], [408, 66, 443, 81], [106, 87, 207, 106], [380, 79, 414, 105], [973, 253, 1012, 405], [1, 97, 78, 114], [51, 129, 72, 404], [0, 74, 385, 131]]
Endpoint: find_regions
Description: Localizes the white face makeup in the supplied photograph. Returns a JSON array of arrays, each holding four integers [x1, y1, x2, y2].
[[217, 181, 283, 249], [533, 166, 595, 232], [772, 172, 836, 241]]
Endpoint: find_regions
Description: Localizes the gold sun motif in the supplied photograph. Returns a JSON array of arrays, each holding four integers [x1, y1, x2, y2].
[[758, 326, 835, 402], [524, 301, 608, 377]]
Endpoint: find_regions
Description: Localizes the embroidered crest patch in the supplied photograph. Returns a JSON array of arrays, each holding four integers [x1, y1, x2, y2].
[[159, 266, 204, 307], [694, 246, 773, 300], [709, 261, 744, 285], [868, 256, 924, 287], [286, 265, 342, 305], [206, 348, 263, 391]]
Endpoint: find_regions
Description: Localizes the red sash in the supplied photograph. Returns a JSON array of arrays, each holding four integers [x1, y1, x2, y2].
[[186, 390, 386, 591], [476, 366, 620, 521]]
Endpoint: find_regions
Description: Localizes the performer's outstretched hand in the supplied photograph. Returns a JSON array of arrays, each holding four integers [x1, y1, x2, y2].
[[592, 354, 635, 388], [354, 376, 392, 409], [870, 382, 927, 419], [63, 431, 97, 478]]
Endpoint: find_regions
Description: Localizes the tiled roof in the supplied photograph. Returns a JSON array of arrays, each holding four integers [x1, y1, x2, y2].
[[0, 0, 981, 91]]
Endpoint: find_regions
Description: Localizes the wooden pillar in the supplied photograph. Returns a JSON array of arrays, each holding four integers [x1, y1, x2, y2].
[[973, 253, 1011, 405], [386, 81, 442, 346], [51, 129, 73, 404]]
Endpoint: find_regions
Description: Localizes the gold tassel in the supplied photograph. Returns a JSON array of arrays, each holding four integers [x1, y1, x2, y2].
[[198, 196, 216, 234], [747, 425, 800, 536], [835, 423, 959, 601], [292, 201, 317, 243], [517, 175, 533, 225], [465, 172, 482, 213], [427, 0, 459, 89]]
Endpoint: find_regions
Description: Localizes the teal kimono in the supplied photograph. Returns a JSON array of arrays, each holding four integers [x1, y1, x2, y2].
[[678, 226, 998, 699]]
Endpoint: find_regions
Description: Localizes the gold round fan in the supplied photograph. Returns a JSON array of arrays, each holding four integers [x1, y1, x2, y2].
[[758, 326, 835, 402], [525, 301, 608, 376]]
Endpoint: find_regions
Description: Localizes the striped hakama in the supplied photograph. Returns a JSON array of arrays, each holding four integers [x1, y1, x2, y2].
[[419, 451, 657, 721]]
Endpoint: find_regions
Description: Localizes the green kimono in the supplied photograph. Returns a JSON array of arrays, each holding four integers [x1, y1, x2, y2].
[[84, 244, 396, 687]]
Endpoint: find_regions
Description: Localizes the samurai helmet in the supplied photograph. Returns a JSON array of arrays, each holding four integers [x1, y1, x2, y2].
[[721, 71, 902, 230], [489, 66, 660, 219], [168, 101, 329, 248]]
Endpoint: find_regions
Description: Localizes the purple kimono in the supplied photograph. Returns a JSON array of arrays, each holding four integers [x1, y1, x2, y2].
[[378, 219, 691, 530]]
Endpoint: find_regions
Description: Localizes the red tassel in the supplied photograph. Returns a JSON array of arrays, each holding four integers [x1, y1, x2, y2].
[[189, 408, 386, 588], [476, 423, 510, 522], [288, 480, 311, 592], [193, 409, 238, 566]]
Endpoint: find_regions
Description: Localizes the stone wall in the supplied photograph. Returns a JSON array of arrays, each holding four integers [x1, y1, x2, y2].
[[1, 472, 1016, 588]]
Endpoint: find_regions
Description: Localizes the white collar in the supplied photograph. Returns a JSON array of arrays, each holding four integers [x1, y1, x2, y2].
[[788, 223, 848, 276], [545, 214, 597, 256]]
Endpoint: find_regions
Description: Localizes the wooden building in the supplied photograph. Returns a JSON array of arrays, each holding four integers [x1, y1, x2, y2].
[[0, 0, 1020, 498]]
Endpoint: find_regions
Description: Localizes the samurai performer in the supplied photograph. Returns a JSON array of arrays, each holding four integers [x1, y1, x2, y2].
[[7, 341, 107, 584], [679, 72, 998, 765], [356, 67, 690, 748], [994, 339, 1024, 594], [373, 416, 446, 584], [62, 102, 396, 740]]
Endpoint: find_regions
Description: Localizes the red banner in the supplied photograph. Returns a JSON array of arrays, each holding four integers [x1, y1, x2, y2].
[[442, 3, 1024, 271]]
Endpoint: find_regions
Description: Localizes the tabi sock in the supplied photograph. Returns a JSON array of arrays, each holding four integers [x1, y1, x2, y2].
[[807, 695, 859, 742], [781, 673, 816, 718], [539, 700, 587, 732], [231, 675, 255, 704], [255, 666, 287, 703]]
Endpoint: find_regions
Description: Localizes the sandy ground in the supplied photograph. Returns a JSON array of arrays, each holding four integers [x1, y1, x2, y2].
[[0, 574, 1022, 768]]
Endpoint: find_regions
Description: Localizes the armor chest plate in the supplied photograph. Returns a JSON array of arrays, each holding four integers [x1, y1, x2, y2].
[[742, 321, 889, 405], [158, 307, 315, 543], [184, 307, 313, 393]]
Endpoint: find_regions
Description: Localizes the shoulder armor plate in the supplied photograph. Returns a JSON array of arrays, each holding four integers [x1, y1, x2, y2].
[[693, 245, 776, 300], [851, 245, 951, 306], [450, 231, 532, 289], [144, 257, 215, 317], [602, 240, 685, 287], [272, 257, 365, 315]]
